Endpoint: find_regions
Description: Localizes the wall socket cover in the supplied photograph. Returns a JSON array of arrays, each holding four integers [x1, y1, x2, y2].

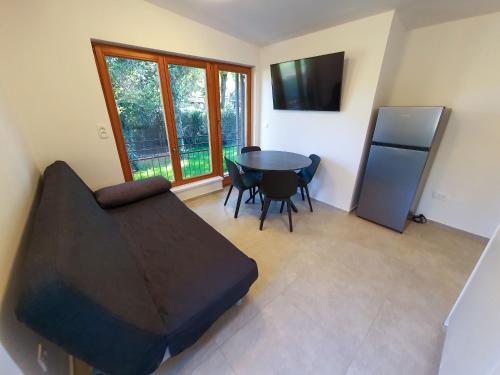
[[432, 191, 448, 201], [37, 343, 48, 372]]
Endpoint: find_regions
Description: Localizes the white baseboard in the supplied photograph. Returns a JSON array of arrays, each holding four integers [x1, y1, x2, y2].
[[172, 176, 223, 201]]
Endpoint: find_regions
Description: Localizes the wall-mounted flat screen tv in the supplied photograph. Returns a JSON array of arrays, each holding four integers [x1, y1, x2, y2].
[[270, 51, 344, 111]]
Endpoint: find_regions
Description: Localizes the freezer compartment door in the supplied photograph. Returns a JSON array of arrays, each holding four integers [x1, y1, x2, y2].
[[357, 145, 428, 232], [373, 107, 444, 148]]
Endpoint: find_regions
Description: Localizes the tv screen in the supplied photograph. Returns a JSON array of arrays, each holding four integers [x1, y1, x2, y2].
[[270, 51, 344, 111]]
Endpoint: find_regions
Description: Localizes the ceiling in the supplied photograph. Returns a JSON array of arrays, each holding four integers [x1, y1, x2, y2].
[[148, 0, 500, 45]]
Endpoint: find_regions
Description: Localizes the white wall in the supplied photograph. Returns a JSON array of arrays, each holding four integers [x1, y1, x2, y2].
[[439, 225, 500, 374], [371, 14, 408, 110], [0, 97, 39, 375], [0, 97, 68, 374], [258, 11, 395, 211], [2, 0, 260, 191], [0, 106, 38, 331], [388, 12, 500, 238], [351, 14, 409, 205]]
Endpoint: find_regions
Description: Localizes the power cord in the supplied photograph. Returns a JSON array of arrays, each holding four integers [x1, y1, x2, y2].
[[412, 214, 427, 224]]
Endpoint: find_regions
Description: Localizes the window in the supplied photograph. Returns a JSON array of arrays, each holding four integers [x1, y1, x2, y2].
[[218, 68, 249, 174], [168, 63, 213, 179], [93, 43, 252, 186], [105, 55, 175, 181]]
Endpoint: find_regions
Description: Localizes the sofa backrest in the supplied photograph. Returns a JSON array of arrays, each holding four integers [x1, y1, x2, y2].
[[18, 161, 165, 334]]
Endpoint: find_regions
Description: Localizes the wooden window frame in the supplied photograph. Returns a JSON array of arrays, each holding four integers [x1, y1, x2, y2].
[[214, 63, 252, 186], [92, 42, 252, 187]]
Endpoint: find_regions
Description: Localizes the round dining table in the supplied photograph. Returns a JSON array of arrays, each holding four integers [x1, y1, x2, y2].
[[235, 150, 311, 212], [235, 150, 312, 172]]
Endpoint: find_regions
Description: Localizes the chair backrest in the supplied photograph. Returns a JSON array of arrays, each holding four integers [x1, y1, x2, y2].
[[241, 146, 261, 154], [225, 158, 243, 188], [261, 170, 298, 199], [300, 154, 321, 183]]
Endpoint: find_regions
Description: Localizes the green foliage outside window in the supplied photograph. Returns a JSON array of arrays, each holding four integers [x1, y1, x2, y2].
[[106, 56, 244, 180]]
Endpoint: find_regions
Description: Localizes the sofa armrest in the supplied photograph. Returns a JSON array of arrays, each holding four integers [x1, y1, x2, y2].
[[17, 281, 167, 375], [95, 176, 172, 208]]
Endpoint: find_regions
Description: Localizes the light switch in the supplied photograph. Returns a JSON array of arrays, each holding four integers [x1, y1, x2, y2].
[[97, 125, 109, 139]]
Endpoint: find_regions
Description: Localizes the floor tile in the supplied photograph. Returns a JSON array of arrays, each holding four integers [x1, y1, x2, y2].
[[154, 333, 218, 375], [179, 188, 486, 375], [192, 350, 235, 375], [220, 295, 350, 375]]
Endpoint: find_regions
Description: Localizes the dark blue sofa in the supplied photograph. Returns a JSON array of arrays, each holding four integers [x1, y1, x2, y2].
[[16, 161, 258, 374]]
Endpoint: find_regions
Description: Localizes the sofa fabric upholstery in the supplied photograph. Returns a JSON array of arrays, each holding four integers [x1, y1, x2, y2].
[[16, 161, 258, 375]]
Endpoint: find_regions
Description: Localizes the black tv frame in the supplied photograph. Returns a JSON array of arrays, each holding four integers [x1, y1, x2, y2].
[[270, 51, 345, 112]]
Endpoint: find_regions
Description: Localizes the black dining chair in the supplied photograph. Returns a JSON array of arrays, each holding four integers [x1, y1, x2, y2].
[[260, 171, 299, 232], [241, 146, 261, 154], [224, 158, 262, 218], [297, 154, 321, 212], [241, 146, 262, 201]]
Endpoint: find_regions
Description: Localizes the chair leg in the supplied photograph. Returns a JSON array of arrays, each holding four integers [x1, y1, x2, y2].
[[224, 185, 233, 206], [280, 201, 285, 214], [300, 186, 305, 201], [286, 199, 293, 232], [305, 185, 313, 212], [258, 188, 263, 207], [260, 198, 271, 230], [252, 187, 256, 204], [235, 190, 243, 218]]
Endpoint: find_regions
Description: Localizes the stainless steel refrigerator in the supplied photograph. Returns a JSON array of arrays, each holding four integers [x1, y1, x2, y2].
[[356, 106, 450, 232]]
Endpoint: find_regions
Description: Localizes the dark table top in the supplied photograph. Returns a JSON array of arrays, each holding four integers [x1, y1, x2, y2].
[[235, 150, 311, 171]]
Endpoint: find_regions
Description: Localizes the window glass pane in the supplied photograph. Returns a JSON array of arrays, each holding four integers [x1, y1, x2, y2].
[[168, 64, 212, 179], [105, 56, 174, 181], [219, 71, 247, 173]]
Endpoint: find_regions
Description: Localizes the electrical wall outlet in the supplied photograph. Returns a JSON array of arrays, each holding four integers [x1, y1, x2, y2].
[[97, 125, 109, 139], [432, 191, 448, 201], [37, 343, 48, 372]]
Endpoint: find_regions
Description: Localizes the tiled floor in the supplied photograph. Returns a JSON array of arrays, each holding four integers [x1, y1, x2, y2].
[[156, 188, 486, 375]]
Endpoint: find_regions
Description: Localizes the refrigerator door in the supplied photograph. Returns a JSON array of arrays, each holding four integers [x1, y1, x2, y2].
[[373, 107, 444, 148], [357, 145, 428, 232]]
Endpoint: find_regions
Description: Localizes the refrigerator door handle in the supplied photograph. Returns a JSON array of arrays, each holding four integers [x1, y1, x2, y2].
[[371, 141, 430, 152]]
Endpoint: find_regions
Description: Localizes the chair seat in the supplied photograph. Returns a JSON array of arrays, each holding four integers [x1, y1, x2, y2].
[[296, 154, 320, 213], [259, 170, 298, 232], [245, 170, 263, 180], [224, 157, 263, 219], [241, 172, 261, 188], [297, 171, 310, 186], [263, 194, 292, 201]]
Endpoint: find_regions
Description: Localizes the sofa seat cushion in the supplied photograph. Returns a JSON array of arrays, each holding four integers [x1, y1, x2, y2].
[[109, 191, 258, 354]]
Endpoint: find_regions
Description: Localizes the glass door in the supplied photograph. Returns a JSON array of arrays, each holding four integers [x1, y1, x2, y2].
[[166, 60, 216, 181], [95, 46, 178, 182], [216, 65, 252, 176]]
